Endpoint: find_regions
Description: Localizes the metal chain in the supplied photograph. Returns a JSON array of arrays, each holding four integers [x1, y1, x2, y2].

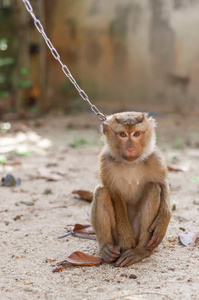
[[22, 0, 106, 121]]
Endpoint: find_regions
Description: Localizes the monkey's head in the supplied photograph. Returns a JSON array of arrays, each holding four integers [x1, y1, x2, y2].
[[102, 111, 156, 163]]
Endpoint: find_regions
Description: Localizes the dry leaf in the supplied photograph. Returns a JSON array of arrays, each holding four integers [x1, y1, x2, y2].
[[164, 244, 175, 248], [72, 190, 93, 202], [60, 251, 102, 266], [4, 161, 22, 166], [179, 231, 199, 247], [52, 266, 66, 273], [70, 223, 96, 240], [72, 224, 95, 234], [24, 281, 32, 285], [167, 164, 189, 172], [46, 258, 56, 263], [13, 215, 22, 221], [37, 168, 64, 181]]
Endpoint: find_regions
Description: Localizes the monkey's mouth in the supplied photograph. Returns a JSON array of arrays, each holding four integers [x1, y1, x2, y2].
[[123, 155, 139, 162]]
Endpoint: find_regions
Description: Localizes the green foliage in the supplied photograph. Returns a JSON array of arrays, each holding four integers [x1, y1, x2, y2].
[[17, 80, 32, 89], [0, 57, 15, 67], [30, 105, 40, 113], [174, 136, 182, 149], [69, 138, 88, 148], [61, 81, 76, 94], [193, 177, 199, 182], [20, 67, 29, 76], [16, 152, 32, 157], [0, 155, 6, 164], [0, 91, 10, 98], [1, 122, 11, 133], [0, 73, 6, 83], [43, 189, 53, 195]]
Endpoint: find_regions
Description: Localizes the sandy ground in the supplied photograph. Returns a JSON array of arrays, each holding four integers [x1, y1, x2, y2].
[[0, 112, 199, 300]]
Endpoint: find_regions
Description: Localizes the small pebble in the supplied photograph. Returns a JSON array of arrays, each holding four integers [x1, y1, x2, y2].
[[129, 274, 137, 279]]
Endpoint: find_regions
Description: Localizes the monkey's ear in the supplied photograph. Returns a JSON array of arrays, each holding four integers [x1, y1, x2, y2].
[[148, 116, 157, 128], [101, 122, 109, 135]]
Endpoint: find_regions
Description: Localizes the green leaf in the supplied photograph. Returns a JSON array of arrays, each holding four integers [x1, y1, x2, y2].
[[0, 57, 15, 67], [20, 67, 29, 76], [0, 155, 7, 164]]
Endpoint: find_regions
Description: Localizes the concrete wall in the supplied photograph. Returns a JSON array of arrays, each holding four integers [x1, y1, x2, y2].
[[45, 0, 199, 114]]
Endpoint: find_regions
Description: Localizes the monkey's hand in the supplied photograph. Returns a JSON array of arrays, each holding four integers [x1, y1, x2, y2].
[[147, 218, 168, 250], [114, 248, 151, 267], [100, 244, 121, 263]]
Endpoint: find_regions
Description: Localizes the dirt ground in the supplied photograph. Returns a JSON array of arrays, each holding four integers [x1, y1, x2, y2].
[[0, 112, 199, 300]]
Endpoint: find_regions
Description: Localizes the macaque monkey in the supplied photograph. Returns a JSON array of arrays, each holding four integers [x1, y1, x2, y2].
[[91, 111, 171, 267]]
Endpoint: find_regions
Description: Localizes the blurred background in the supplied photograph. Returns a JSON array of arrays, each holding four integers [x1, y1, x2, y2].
[[0, 0, 199, 117]]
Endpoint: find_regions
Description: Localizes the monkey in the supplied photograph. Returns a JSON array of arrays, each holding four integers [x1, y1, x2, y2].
[[91, 111, 171, 267]]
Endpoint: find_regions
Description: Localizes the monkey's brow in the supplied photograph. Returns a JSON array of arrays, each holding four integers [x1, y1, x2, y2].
[[111, 129, 143, 134], [111, 129, 126, 134], [115, 115, 144, 125]]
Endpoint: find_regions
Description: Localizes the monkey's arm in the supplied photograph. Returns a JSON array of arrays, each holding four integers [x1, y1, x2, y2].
[[111, 194, 136, 250], [147, 180, 171, 250], [91, 184, 136, 263], [91, 185, 121, 263]]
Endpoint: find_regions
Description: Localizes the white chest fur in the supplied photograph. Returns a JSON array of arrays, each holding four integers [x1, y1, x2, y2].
[[106, 160, 151, 204]]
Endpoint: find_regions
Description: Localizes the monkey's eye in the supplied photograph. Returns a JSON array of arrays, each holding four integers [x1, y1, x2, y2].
[[119, 132, 127, 138], [133, 131, 141, 137]]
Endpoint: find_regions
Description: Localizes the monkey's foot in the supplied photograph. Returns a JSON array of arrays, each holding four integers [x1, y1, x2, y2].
[[114, 247, 151, 267], [100, 244, 121, 263]]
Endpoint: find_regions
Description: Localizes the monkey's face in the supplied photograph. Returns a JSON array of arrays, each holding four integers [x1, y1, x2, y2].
[[102, 112, 156, 163], [113, 129, 144, 162]]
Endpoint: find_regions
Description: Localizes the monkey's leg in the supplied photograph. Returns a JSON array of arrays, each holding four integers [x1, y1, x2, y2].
[[115, 183, 161, 267], [91, 184, 121, 263]]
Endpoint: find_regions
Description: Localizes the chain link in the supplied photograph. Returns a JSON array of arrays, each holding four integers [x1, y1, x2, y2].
[[22, 0, 106, 121]]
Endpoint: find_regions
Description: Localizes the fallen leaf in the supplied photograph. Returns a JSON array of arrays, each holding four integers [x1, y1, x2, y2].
[[43, 188, 53, 195], [179, 231, 199, 247], [179, 227, 186, 231], [167, 235, 176, 242], [46, 163, 58, 168], [15, 201, 34, 206], [163, 244, 175, 248], [52, 266, 67, 273], [13, 215, 22, 221], [120, 273, 127, 277], [37, 168, 64, 181], [167, 164, 189, 172], [4, 161, 22, 166], [72, 223, 95, 235], [46, 258, 56, 263], [24, 281, 32, 285], [70, 223, 96, 240], [168, 267, 175, 271], [72, 190, 93, 202], [59, 251, 102, 266]]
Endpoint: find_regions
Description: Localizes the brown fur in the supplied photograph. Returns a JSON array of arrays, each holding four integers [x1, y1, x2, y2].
[[91, 111, 171, 267]]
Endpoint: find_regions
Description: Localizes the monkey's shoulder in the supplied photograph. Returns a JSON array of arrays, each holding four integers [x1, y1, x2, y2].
[[147, 147, 167, 169], [145, 147, 168, 179]]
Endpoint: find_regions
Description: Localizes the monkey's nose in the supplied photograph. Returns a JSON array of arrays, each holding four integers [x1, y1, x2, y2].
[[127, 148, 134, 153]]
